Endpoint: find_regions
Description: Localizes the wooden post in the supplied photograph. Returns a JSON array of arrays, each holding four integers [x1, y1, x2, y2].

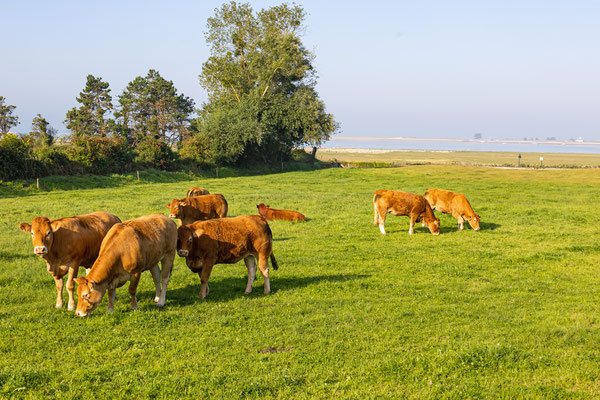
[[137, 170, 140, 181], [36, 178, 39, 189], [216, 167, 219, 178]]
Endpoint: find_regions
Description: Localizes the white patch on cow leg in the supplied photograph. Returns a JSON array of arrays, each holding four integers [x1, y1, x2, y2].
[[379, 223, 386, 235], [244, 257, 257, 294], [67, 267, 77, 311], [85, 268, 91, 276]]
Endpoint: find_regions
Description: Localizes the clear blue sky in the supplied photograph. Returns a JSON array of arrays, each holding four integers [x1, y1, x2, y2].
[[2, 0, 599, 140]]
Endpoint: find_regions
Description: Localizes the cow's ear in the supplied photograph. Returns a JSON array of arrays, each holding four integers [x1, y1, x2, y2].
[[19, 223, 32, 233]]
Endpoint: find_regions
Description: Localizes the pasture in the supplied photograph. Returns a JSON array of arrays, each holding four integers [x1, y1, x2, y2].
[[1, 165, 600, 399]]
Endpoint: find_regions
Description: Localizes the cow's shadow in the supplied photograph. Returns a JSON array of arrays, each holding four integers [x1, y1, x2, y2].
[[148, 273, 370, 306], [0, 251, 31, 261], [478, 221, 501, 231]]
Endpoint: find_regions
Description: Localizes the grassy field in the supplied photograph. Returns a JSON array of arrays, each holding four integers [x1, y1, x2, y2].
[[315, 148, 600, 168], [1, 165, 600, 399]]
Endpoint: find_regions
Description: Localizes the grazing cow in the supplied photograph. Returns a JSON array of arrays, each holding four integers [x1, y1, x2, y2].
[[256, 203, 306, 222], [187, 187, 210, 197], [75, 213, 177, 317], [177, 215, 278, 298], [373, 190, 440, 235], [424, 188, 480, 231], [165, 194, 228, 226], [19, 211, 120, 311]]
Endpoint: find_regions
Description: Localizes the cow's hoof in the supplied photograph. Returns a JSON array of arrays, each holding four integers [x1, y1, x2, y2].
[[67, 305, 75, 311], [55, 303, 63, 309], [156, 301, 165, 307]]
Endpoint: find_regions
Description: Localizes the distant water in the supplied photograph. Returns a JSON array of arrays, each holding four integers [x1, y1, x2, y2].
[[323, 137, 600, 154]]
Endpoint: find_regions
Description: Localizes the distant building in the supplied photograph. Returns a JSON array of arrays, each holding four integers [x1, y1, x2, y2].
[[575, 136, 584, 143]]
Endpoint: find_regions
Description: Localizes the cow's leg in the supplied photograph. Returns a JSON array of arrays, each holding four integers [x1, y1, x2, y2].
[[199, 264, 214, 299], [257, 253, 271, 295], [53, 275, 64, 309], [454, 214, 464, 230], [244, 256, 257, 294], [409, 215, 417, 235], [376, 205, 387, 234], [150, 264, 161, 303], [373, 202, 380, 226], [129, 273, 141, 310], [106, 287, 117, 313], [156, 252, 175, 307], [66, 266, 78, 311]]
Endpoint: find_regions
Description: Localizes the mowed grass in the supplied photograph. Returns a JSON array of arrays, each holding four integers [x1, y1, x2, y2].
[[316, 148, 600, 168], [1, 165, 600, 399]]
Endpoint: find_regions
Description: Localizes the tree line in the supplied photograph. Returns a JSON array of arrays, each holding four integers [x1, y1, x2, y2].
[[0, 1, 338, 181]]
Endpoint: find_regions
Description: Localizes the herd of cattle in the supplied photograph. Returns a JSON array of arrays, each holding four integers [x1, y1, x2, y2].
[[18, 186, 478, 317]]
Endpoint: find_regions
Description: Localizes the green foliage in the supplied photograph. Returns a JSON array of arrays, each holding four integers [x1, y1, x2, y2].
[[116, 69, 195, 146], [64, 75, 113, 137], [24, 114, 54, 148], [2, 166, 600, 398], [67, 136, 134, 174], [0, 134, 36, 180], [0, 96, 19, 134], [134, 137, 178, 170], [196, 1, 338, 165]]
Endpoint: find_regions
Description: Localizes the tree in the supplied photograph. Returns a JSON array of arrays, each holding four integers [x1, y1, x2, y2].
[[0, 96, 20, 134], [115, 69, 195, 147], [28, 114, 55, 147], [65, 75, 113, 137], [196, 1, 338, 164]]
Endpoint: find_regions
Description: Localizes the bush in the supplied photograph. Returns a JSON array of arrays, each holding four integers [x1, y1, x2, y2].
[[134, 138, 178, 170], [67, 136, 134, 174], [0, 134, 35, 180]]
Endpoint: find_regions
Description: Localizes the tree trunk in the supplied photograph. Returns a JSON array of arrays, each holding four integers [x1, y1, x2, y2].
[[310, 146, 318, 163]]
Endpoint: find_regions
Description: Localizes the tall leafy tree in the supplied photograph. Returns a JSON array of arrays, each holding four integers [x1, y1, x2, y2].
[[65, 75, 113, 137], [115, 69, 195, 146], [196, 1, 338, 164], [0, 96, 20, 134], [28, 114, 55, 147]]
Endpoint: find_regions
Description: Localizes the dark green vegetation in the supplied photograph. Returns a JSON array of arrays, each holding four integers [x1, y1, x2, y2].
[[1, 166, 599, 398], [0, 1, 336, 181]]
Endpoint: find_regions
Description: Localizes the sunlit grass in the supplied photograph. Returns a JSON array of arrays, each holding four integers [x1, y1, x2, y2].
[[1, 165, 599, 398]]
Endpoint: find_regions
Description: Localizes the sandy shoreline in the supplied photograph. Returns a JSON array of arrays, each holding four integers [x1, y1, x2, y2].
[[327, 136, 600, 146]]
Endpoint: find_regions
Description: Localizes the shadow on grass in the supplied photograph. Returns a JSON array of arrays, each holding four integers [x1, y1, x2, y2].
[[154, 273, 370, 306], [479, 222, 501, 231], [0, 250, 32, 261]]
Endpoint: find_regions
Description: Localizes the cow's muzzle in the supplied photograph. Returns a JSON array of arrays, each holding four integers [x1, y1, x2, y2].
[[34, 246, 48, 255], [169, 214, 177, 219], [178, 249, 189, 257], [76, 310, 88, 317]]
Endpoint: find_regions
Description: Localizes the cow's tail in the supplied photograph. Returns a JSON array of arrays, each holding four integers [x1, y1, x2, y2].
[[270, 252, 279, 270], [373, 193, 382, 225]]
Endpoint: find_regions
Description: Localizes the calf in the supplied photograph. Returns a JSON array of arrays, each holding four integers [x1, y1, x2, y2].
[[424, 188, 480, 231], [187, 187, 210, 197], [75, 213, 177, 316], [165, 194, 228, 226], [256, 203, 306, 222], [177, 215, 278, 298], [19, 211, 120, 311], [373, 190, 440, 235]]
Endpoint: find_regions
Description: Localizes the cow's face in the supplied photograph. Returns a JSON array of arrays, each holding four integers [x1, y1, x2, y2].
[[427, 218, 441, 235], [166, 199, 188, 219], [257, 203, 267, 216], [468, 214, 481, 231], [177, 226, 195, 257], [75, 277, 104, 317], [19, 217, 55, 258]]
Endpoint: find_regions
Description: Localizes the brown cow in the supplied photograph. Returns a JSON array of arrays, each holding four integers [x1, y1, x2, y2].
[[256, 203, 306, 222], [19, 211, 120, 311], [373, 190, 440, 235], [187, 187, 210, 197], [424, 188, 480, 231], [165, 194, 228, 226], [74, 213, 177, 317], [177, 215, 278, 299]]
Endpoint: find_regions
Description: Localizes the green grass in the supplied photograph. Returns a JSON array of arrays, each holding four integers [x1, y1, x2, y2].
[[315, 148, 600, 168], [1, 165, 600, 399]]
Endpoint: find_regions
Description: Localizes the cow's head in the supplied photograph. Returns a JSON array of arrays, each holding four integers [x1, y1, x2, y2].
[[468, 214, 480, 231], [257, 203, 267, 216], [166, 198, 189, 219], [75, 276, 104, 317], [176, 225, 195, 257], [19, 217, 55, 258], [426, 217, 441, 235]]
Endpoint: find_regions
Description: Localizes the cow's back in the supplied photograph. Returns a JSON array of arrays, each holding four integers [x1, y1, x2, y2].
[[186, 194, 228, 220], [375, 190, 425, 215], [94, 214, 176, 277], [50, 211, 121, 267]]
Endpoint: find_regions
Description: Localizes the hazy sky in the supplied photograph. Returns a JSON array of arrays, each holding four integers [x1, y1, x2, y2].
[[2, 0, 599, 140]]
